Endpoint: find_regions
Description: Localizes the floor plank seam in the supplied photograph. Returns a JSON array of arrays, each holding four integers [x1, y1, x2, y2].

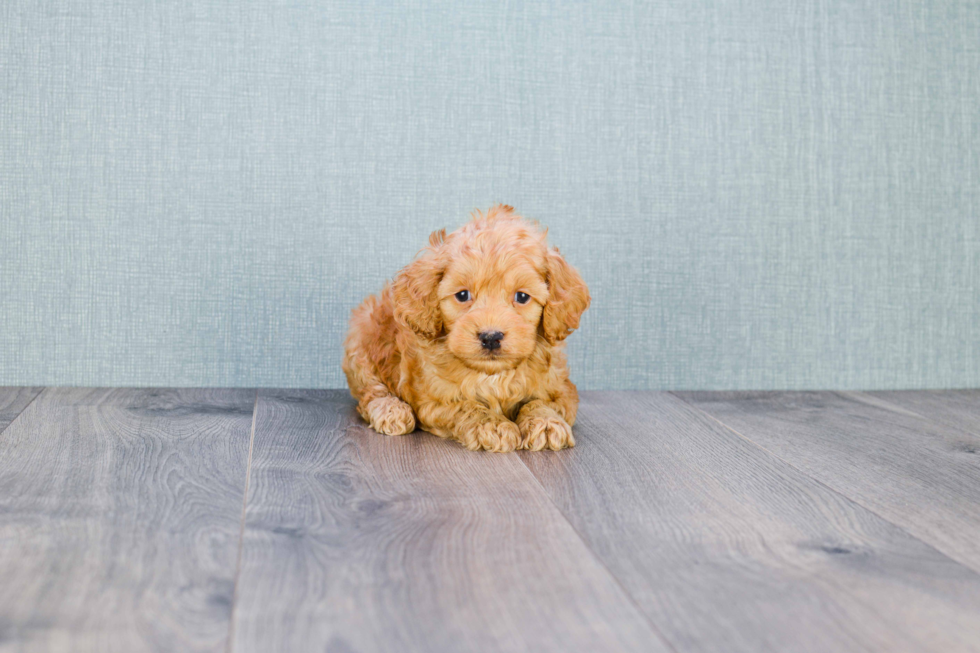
[[669, 391, 980, 577], [842, 391, 980, 442], [512, 453, 682, 653], [0, 386, 45, 440], [838, 391, 934, 421], [225, 388, 260, 653]]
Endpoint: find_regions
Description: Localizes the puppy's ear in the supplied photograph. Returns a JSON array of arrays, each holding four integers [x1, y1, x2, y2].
[[541, 247, 590, 344], [392, 235, 446, 338]]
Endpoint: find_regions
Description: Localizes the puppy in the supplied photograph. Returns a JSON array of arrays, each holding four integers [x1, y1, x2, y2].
[[342, 205, 590, 452]]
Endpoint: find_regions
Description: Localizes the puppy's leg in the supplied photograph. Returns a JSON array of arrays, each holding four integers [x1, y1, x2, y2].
[[516, 401, 574, 450], [344, 370, 415, 436], [342, 317, 415, 436], [346, 372, 415, 436], [516, 381, 580, 450], [417, 401, 520, 453], [362, 394, 416, 436]]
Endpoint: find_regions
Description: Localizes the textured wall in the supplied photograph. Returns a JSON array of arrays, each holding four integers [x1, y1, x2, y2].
[[1, 0, 978, 390]]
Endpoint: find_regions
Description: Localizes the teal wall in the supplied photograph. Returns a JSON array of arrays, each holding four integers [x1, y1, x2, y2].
[[1, 1, 978, 390]]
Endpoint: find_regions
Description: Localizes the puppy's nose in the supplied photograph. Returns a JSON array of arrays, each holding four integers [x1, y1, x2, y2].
[[478, 330, 504, 351]]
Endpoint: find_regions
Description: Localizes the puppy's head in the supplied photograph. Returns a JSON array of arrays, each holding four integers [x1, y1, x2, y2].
[[393, 205, 590, 374]]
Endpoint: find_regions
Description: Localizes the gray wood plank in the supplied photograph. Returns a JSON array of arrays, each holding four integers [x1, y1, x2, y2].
[[231, 389, 667, 653], [676, 391, 980, 575], [862, 390, 980, 438], [520, 391, 980, 653], [0, 388, 255, 653], [0, 386, 43, 433]]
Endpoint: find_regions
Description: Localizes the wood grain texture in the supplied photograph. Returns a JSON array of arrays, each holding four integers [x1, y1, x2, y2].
[[676, 391, 980, 574], [0, 387, 43, 434], [862, 390, 980, 437], [520, 392, 980, 653], [231, 389, 666, 653], [0, 388, 255, 653]]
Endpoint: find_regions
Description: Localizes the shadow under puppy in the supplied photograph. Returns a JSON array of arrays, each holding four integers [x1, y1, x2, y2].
[[343, 205, 590, 452]]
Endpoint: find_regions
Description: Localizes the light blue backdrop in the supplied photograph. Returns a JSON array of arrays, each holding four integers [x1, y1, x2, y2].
[[1, 1, 978, 390]]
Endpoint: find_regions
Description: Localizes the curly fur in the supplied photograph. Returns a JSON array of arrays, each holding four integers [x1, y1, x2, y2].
[[342, 205, 590, 452]]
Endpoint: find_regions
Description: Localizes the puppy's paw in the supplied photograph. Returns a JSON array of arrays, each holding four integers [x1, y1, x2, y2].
[[366, 396, 416, 436], [518, 415, 574, 451], [463, 420, 520, 453]]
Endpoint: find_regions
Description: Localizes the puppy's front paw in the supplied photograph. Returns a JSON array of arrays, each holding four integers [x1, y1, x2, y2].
[[462, 420, 520, 453], [366, 396, 416, 436], [518, 415, 574, 451]]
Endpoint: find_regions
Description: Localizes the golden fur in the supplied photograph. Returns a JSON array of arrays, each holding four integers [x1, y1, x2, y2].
[[342, 205, 590, 452]]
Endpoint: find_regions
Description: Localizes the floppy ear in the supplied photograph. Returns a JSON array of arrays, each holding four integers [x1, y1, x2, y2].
[[392, 237, 446, 338], [541, 247, 591, 344]]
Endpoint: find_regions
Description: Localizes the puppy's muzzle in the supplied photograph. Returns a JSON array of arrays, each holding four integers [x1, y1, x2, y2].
[[478, 330, 504, 352]]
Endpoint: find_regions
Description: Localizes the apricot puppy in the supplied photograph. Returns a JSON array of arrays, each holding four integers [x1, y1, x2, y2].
[[342, 205, 590, 452]]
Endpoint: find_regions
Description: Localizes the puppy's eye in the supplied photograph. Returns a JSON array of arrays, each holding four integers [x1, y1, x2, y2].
[[514, 291, 531, 305], [454, 290, 470, 302]]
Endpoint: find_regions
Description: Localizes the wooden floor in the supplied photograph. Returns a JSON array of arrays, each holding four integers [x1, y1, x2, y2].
[[1, 388, 979, 653]]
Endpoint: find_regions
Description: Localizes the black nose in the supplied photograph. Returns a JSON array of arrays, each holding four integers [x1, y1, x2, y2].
[[478, 330, 504, 351]]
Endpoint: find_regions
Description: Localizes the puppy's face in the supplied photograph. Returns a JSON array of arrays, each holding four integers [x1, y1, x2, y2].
[[392, 206, 590, 374], [438, 251, 549, 374]]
